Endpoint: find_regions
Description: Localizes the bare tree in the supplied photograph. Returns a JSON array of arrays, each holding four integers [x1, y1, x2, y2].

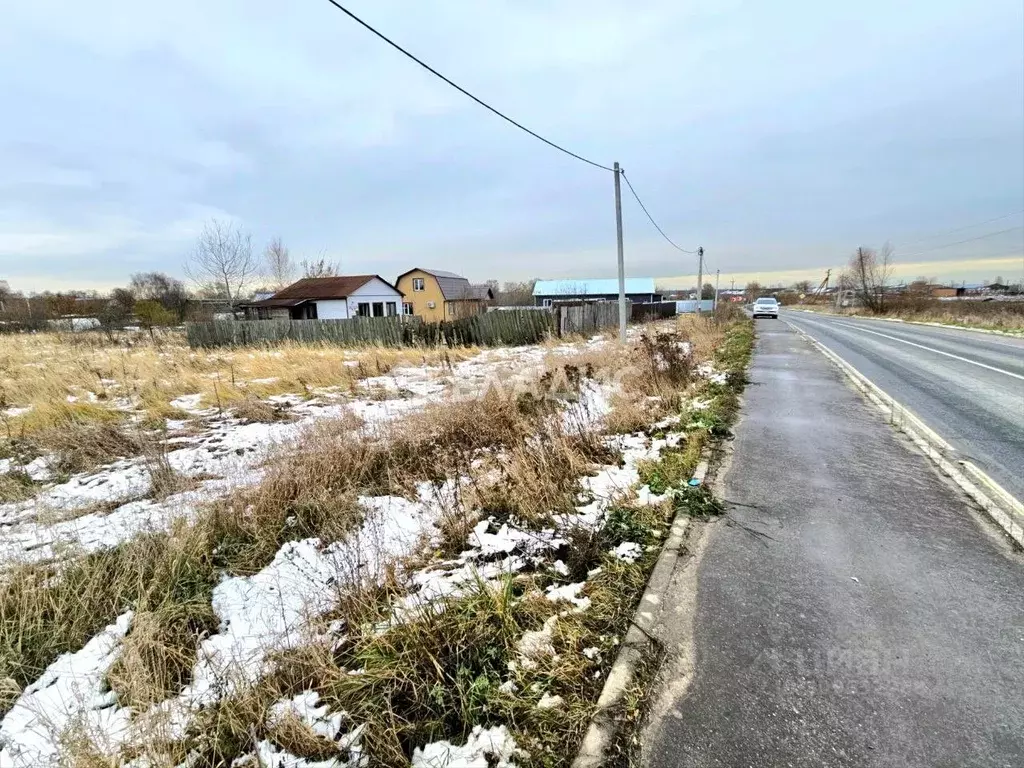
[[301, 255, 340, 278], [793, 280, 813, 294], [264, 236, 295, 289], [847, 243, 893, 313], [744, 281, 763, 303], [185, 219, 257, 307]]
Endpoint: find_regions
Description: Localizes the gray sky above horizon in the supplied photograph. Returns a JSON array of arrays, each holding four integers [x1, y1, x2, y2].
[[1, 0, 1022, 293]]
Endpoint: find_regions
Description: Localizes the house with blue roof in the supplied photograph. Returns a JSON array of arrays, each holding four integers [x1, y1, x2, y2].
[[532, 278, 661, 307]]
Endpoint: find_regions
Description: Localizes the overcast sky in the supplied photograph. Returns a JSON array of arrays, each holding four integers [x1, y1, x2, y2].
[[1, 0, 1022, 293]]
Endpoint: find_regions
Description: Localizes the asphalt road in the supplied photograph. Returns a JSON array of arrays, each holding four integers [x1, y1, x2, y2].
[[781, 311, 1024, 503], [643, 320, 1024, 768]]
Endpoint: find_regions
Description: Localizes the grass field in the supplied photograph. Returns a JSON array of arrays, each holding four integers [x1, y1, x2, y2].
[[0, 311, 753, 767]]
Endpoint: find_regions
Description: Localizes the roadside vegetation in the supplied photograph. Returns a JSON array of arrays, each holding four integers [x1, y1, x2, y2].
[[0, 328, 482, 481], [801, 296, 1024, 333], [0, 309, 754, 767]]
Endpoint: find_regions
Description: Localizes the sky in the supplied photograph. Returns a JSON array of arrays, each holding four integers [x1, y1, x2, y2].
[[1, 0, 1022, 294]]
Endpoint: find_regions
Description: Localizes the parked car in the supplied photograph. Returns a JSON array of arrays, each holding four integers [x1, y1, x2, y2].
[[752, 297, 779, 319]]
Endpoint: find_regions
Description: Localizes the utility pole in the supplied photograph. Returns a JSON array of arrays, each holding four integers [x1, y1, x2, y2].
[[614, 162, 626, 343], [695, 246, 704, 316], [715, 269, 720, 312]]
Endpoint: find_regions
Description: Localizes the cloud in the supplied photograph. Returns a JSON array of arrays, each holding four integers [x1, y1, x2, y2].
[[0, 0, 1021, 293]]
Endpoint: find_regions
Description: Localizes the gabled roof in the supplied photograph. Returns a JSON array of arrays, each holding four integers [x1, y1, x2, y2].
[[533, 278, 657, 296], [245, 275, 401, 308], [396, 267, 484, 301]]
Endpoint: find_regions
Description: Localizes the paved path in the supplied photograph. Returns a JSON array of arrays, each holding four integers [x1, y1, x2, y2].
[[782, 311, 1024, 503], [642, 320, 1024, 768]]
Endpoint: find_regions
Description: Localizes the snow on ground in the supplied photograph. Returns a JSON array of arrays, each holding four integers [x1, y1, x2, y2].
[[0, 476, 256, 565], [0, 613, 134, 768], [0, 339, 613, 567], [231, 692, 365, 768], [411, 725, 523, 768], [141, 486, 448, 747], [0, 424, 672, 767], [0, 330, 699, 766]]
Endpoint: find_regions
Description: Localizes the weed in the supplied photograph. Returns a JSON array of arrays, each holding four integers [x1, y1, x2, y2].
[[671, 486, 725, 519], [232, 397, 292, 424], [0, 469, 37, 502]]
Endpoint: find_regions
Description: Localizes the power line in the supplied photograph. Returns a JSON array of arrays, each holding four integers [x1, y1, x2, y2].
[[320, 0, 614, 172], [898, 225, 1024, 259], [894, 210, 1024, 248], [619, 170, 697, 254]]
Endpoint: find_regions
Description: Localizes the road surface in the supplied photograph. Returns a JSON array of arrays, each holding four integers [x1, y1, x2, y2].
[[781, 311, 1024, 504], [642, 319, 1024, 768]]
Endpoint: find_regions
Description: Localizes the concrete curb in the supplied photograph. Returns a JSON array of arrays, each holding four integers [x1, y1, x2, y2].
[[786, 320, 1024, 548], [570, 455, 709, 768], [791, 309, 1024, 338]]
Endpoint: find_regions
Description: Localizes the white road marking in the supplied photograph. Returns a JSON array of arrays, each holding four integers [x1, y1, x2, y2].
[[798, 317, 1024, 381]]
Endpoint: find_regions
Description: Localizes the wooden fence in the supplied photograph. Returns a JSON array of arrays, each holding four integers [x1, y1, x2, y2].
[[555, 302, 622, 336], [186, 301, 675, 350], [186, 310, 556, 349], [630, 301, 677, 323]]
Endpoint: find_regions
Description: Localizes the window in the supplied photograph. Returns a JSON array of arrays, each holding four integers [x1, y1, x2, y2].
[[447, 302, 455, 317], [403, 302, 414, 316], [386, 302, 397, 317], [372, 302, 384, 317], [412, 278, 425, 292], [357, 303, 370, 317], [542, 298, 552, 308]]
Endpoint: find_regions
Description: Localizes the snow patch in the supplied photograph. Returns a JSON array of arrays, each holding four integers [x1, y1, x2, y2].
[[612, 542, 643, 562], [412, 725, 522, 768], [0, 612, 133, 768]]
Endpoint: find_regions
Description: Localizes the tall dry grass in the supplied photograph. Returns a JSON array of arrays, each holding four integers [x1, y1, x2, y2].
[[0, 330, 480, 439], [1, 316, 751, 764], [0, 368, 594, 721]]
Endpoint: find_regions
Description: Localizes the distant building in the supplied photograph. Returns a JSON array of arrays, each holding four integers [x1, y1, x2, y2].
[[242, 276, 404, 320], [532, 278, 661, 307], [395, 268, 493, 321]]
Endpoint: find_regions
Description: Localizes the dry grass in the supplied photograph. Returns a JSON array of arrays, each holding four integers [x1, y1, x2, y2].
[[231, 396, 292, 424], [0, 522, 216, 715], [0, 330, 480, 445], [1, 316, 756, 765], [107, 600, 219, 708], [0, 469, 37, 503], [801, 298, 1024, 332]]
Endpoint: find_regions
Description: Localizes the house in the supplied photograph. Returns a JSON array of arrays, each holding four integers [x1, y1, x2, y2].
[[242, 276, 404, 320], [395, 268, 493, 321], [532, 278, 661, 307]]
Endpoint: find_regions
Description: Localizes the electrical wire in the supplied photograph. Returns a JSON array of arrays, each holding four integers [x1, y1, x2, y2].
[[320, 0, 614, 172], [897, 225, 1024, 259], [894, 210, 1024, 249], [619, 170, 697, 254]]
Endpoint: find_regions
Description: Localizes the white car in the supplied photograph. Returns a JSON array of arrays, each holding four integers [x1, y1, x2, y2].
[[752, 297, 779, 319]]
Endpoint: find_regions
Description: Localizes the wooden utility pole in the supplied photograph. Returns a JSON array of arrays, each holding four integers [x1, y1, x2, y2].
[[715, 269, 720, 312]]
